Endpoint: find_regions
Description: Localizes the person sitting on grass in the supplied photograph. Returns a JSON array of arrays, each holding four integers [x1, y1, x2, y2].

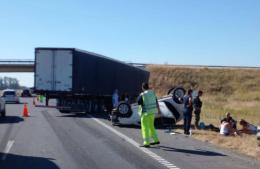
[[239, 119, 257, 135], [221, 112, 237, 130], [219, 119, 238, 136]]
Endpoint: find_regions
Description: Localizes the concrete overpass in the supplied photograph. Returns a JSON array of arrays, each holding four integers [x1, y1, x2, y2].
[[0, 60, 34, 72]]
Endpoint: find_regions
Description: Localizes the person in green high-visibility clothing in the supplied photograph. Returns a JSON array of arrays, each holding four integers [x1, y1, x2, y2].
[[137, 82, 161, 148], [39, 95, 44, 103]]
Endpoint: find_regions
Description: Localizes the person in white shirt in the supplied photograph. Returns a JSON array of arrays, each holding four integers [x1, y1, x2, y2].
[[220, 120, 238, 136], [220, 121, 229, 135]]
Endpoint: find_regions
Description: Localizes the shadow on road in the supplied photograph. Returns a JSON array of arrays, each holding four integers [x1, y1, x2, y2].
[[0, 116, 24, 124], [159, 146, 227, 156], [58, 113, 91, 118], [58, 112, 110, 120], [5, 102, 27, 105], [0, 153, 59, 169], [116, 124, 140, 129]]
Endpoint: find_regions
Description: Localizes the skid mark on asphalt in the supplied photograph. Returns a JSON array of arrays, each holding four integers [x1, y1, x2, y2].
[[89, 115, 180, 169], [1, 140, 15, 161]]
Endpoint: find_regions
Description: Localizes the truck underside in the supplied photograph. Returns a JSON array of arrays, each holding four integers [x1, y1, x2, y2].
[[39, 92, 113, 114]]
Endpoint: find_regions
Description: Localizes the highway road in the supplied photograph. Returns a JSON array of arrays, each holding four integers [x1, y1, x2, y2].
[[0, 98, 259, 169]]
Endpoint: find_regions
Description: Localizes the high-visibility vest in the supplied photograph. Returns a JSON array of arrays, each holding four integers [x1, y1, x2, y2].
[[141, 90, 157, 114]]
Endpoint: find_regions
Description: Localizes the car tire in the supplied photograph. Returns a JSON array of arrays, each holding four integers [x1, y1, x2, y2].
[[172, 87, 186, 104], [117, 102, 132, 118]]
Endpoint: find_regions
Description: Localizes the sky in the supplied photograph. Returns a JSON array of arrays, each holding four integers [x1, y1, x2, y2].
[[0, 0, 259, 87]]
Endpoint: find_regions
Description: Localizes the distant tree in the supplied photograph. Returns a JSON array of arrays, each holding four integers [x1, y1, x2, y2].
[[0, 76, 20, 89]]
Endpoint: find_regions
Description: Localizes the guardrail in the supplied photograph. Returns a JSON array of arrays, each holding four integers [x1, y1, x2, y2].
[[127, 62, 260, 69], [0, 60, 259, 70]]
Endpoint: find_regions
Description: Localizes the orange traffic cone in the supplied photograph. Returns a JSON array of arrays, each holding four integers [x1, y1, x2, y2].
[[22, 104, 29, 117]]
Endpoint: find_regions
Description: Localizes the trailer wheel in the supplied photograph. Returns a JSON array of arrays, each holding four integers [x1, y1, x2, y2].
[[117, 102, 132, 118], [59, 109, 71, 113], [172, 87, 186, 104], [0, 110, 6, 117]]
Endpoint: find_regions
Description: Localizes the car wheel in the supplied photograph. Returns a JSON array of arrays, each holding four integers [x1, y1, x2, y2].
[[117, 102, 132, 118], [172, 87, 186, 104]]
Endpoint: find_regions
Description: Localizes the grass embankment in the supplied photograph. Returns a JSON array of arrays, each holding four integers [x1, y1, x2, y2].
[[147, 65, 260, 159]]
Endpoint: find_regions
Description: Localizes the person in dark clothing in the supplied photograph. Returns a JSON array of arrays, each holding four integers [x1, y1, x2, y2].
[[193, 90, 203, 129], [121, 92, 129, 103], [183, 89, 193, 135], [221, 112, 237, 130]]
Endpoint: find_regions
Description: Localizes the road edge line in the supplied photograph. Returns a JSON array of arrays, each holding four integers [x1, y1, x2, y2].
[[1, 140, 15, 161], [89, 115, 180, 169]]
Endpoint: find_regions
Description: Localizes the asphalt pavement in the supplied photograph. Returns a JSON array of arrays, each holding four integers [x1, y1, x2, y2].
[[0, 98, 259, 169]]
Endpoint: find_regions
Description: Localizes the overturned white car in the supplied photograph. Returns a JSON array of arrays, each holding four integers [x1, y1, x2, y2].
[[111, 87, 186, 126]]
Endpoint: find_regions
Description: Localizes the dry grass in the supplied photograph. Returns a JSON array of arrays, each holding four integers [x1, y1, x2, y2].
[[174, 127, 260, 159], [147, 65, 260, 158], [192, 130, 260, 160]]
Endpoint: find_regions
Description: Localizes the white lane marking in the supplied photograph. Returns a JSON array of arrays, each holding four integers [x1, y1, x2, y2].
[[1, 140, 15, 161], [90, 116, 180, 169]]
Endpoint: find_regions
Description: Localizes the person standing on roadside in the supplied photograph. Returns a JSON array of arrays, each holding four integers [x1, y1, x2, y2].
[[112, 89, 119, 109], [121, 92, 129, 103], [183, 89, 193, 135], [193, 90, 203, 129], [108, 89, 119, 122], [137, 82, 160, 147]]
